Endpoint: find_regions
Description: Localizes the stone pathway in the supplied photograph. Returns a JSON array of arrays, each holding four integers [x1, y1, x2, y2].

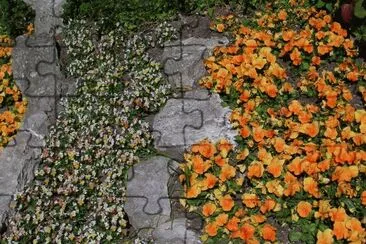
[[125, 19, 238, 242], [0, 3, 236, 242], [0, 0, 69, 225]]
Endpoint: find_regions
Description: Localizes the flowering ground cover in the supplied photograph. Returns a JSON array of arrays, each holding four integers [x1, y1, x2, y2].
[[0, 31, 29, 152], [179, 1, 366, 243], [2, 19, 177, 242]]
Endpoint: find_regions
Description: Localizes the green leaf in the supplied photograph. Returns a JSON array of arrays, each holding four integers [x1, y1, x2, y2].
[[289, 232, 303, 242], [325, 3, 333, 12], [355, 0, 366, 18], [316, 0, 325, 8]]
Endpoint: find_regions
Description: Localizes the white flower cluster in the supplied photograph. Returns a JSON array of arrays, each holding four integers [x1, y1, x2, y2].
[[4, 19, 177, 242]]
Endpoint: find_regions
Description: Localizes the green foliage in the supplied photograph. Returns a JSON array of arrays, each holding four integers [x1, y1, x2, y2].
[[354, 0, 366, 18], [0, 0, 34, 37], [62, 0, 266, 32]]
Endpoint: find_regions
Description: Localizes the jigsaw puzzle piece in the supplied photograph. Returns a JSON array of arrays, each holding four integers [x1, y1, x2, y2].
[[152, 98, 202, 160]]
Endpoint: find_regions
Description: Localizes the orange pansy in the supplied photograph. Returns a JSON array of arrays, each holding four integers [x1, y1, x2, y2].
[[262, 224, 277, 242], [333, 221, 349, 240], [297, 201, 312, 218], [232, 223, 255, 240], [361, 191, 366, 206], [203, 173, 218, 189], [260, 198, 276, 214], [247, 161, 264, 179], [290, 48, 302, 65], [267, 158, 284, 178], [219, 194, 235, 212], [202, 202, 216, 217], [216, 213, 229, 226], [317, 229, 334, 244], [226, 216, 240, 232], [191, 140, 217, 158], [242, 193, 260, 208], [303, 177, 321, 198], [205, 222, 218, 237], [192, 155, 211, 174], [219, 164, 236, 182]]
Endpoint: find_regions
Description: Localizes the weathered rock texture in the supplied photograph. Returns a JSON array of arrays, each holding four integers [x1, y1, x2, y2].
[[125, 156, 201, 243], [0, 0, 68, 225]]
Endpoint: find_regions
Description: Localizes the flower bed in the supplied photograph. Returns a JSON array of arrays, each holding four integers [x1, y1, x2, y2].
[[3, 20, 177, 242], [179, 1, 366, 243], [0, 34, 28, 151]]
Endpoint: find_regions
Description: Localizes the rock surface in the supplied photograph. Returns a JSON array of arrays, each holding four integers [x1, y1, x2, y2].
[[125, 156, 175, 238], [0, 0, 68, 225], [152, 218, 201, 244], [153, 89, 236, 161]]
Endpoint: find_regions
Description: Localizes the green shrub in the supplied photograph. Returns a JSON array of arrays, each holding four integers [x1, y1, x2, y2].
[[0, 0, 34, 37]]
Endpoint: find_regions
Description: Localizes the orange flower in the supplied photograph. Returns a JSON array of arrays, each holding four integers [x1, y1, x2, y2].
[[303, 122, 320, 138], [214, 155, 226, 167], [202, 202, 216, 217], [240, 125, 251, 138], [317, 229, 334, 244], [303, 177, 321, 198], [312, 56, 321, 66], [317, 159, 330, 172], [262, 224, 277, 242], [247, 161, 264, 179], [232, 223, 255, 240], [216, 23, 225, 33], [284, 172, 302, 196], [278, 10, 287, 20], [216, 213, 229, 226], [333, 221, 349, 240], [287, 157, 303, 175], [267, 158, 284, 178], [226, 217, 240, 232], [288, 100, 303, 115], [205, 222, 218, 237], [218, 139, 233, 158], [219, 164, 236, 182], [266, 179, 284, 197], [242, 193, 259, 208], [329, 208, 347, 222], [324, 127, 337, 139], [361, 191, 366, 206], [251, 214, 266, 224], [219, 194, 234, 211], [191, 140, 217, 158], [290, 48, 302, 66], [297, 201, 312, 218], [346, 71, 358, 82], [203, 173, 218, 189], [186, 184, 201, 198], [331, 166, 358, 183], [282, 30, 295, 41], [260, 198, 276, 214], [265, 83, 278, 98], [318, 43, 332, 55], [315, 200, 332, 220], [192, 155, 210, 174], [252, 126, 266, 142]]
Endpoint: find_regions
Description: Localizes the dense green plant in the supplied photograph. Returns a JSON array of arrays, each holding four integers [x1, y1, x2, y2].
[[62, 0, 266, 32], [0, 0, 34, 37]]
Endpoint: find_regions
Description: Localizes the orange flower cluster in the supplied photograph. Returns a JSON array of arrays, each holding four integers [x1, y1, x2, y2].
[[0, 35, 27, 150], [182, 3, 366, 243], [180, 139, 278, 243]]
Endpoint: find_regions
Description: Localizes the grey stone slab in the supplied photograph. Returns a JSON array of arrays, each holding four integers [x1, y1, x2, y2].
[[0, 196, 12, 224], [152, 218, 201, 244], [163, 36, 228, 91], [125, 156, 175, 239], [153, 90, 237, 161]]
